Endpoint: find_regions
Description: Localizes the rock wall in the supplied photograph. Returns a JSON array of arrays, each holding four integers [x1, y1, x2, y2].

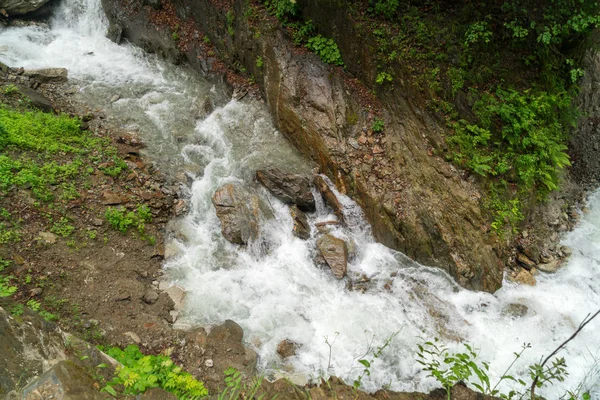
[[101, 0, 505, 291], [570, 32, 600, 189]]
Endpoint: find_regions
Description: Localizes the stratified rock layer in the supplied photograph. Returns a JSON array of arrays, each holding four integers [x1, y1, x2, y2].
[[101, 0, 504, 291]]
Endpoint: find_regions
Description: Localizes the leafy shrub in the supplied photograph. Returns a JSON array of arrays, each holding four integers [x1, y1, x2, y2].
[[369, 0, 399, 19], [416, 339, 590, 400], [102, 345, 208, 398], [306, 35, 344, 66], [259, 0, 298, 21], [290, 20, 315, 45], [449, 88, 572, 194]]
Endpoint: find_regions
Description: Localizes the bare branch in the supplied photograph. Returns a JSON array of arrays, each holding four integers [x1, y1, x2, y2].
[[530, 309, 600, 399]]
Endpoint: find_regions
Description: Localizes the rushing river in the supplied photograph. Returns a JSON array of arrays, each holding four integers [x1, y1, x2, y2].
[[1, 0, 599, 396]]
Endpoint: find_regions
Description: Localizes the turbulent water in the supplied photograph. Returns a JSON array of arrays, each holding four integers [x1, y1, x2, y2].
[[1, 0, 599, 396]]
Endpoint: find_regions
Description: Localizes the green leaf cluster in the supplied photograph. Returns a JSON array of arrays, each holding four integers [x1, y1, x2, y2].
[[102, 345, 208, 398], [306, 35, 345, 66], [259, 0, 298, 21], [105, 205, 152, 235], [0, 258, 16, 298]]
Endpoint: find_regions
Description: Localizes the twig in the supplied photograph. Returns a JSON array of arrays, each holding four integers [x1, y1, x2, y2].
[[530, 309, 600, 399]]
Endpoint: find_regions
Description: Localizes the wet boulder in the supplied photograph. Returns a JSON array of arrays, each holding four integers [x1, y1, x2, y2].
[[317, 234, 348, 279], [0, 0, 51, 15], [276, 339, 298, 358], [256, 169, 315, 211], [290, 205, 310, 240], [313, 175, 345, 224], [106, 23, 123, 44], [212, 183, 264, 245]]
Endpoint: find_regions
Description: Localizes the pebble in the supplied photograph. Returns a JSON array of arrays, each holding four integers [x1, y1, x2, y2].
[[124, 331, 141, 344], [142, 289, 159, 304], [204, 359, 214, 368]]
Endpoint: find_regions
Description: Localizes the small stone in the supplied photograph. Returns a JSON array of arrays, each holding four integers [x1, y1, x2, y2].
[[165, 285, 186, 311], [510, 269, 536, 286], [560, 246, 573, 258], [204, 359, 214, 368], [348, 138, 360, 150], [537, 259, 563, 273], [276, 339, 298, 358], [30, 287, 43, 296], [539, 250, 553, 264], [102, 191, 123, 205], [372, 145, 384, 154], [110, 94, 120, 103], [517, 253, 536, 269], [142, 289, 159, 304], [37, 231, 57, 244], [169, 310, 179, 323], [124, 331, 141, 344]]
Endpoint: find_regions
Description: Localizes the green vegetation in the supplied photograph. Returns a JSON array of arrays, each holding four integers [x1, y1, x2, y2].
[[51, 216, 76, 237], [376, 71, 393, 85], [3, 84, 18, 95], [417, 338, 592, 400], [227, 10, 235, 37], [259, 0, 298, 22], [306, 35, 344, 67], [171, 23, 180, 42], [105, 204, 153, 236], [101, 344, 208, 398], [0, 257, 16, 297], [256, 56, 264, 68], [217, 367, 266, 400], [0, 106, 124, 201], [353, 332, 398, 390], [371, 117, 385, 133]]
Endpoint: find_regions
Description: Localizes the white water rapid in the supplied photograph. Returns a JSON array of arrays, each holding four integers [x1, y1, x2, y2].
[[1, 0, 599, 397]]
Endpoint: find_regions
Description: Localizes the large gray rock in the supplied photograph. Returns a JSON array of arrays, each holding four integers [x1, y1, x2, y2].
[[23, 68, 68, 83], [0, 304, 117, 397], [0, 0, 51, 15], [317, 234, 348, 279], [256, 169, 315, 211], [15, 85, 54, 113], [18, 361, 105, 400], [212, 183, 264, 245]]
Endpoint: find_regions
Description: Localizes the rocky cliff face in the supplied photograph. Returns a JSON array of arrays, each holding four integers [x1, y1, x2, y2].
[[101, 0, 505, 291]]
